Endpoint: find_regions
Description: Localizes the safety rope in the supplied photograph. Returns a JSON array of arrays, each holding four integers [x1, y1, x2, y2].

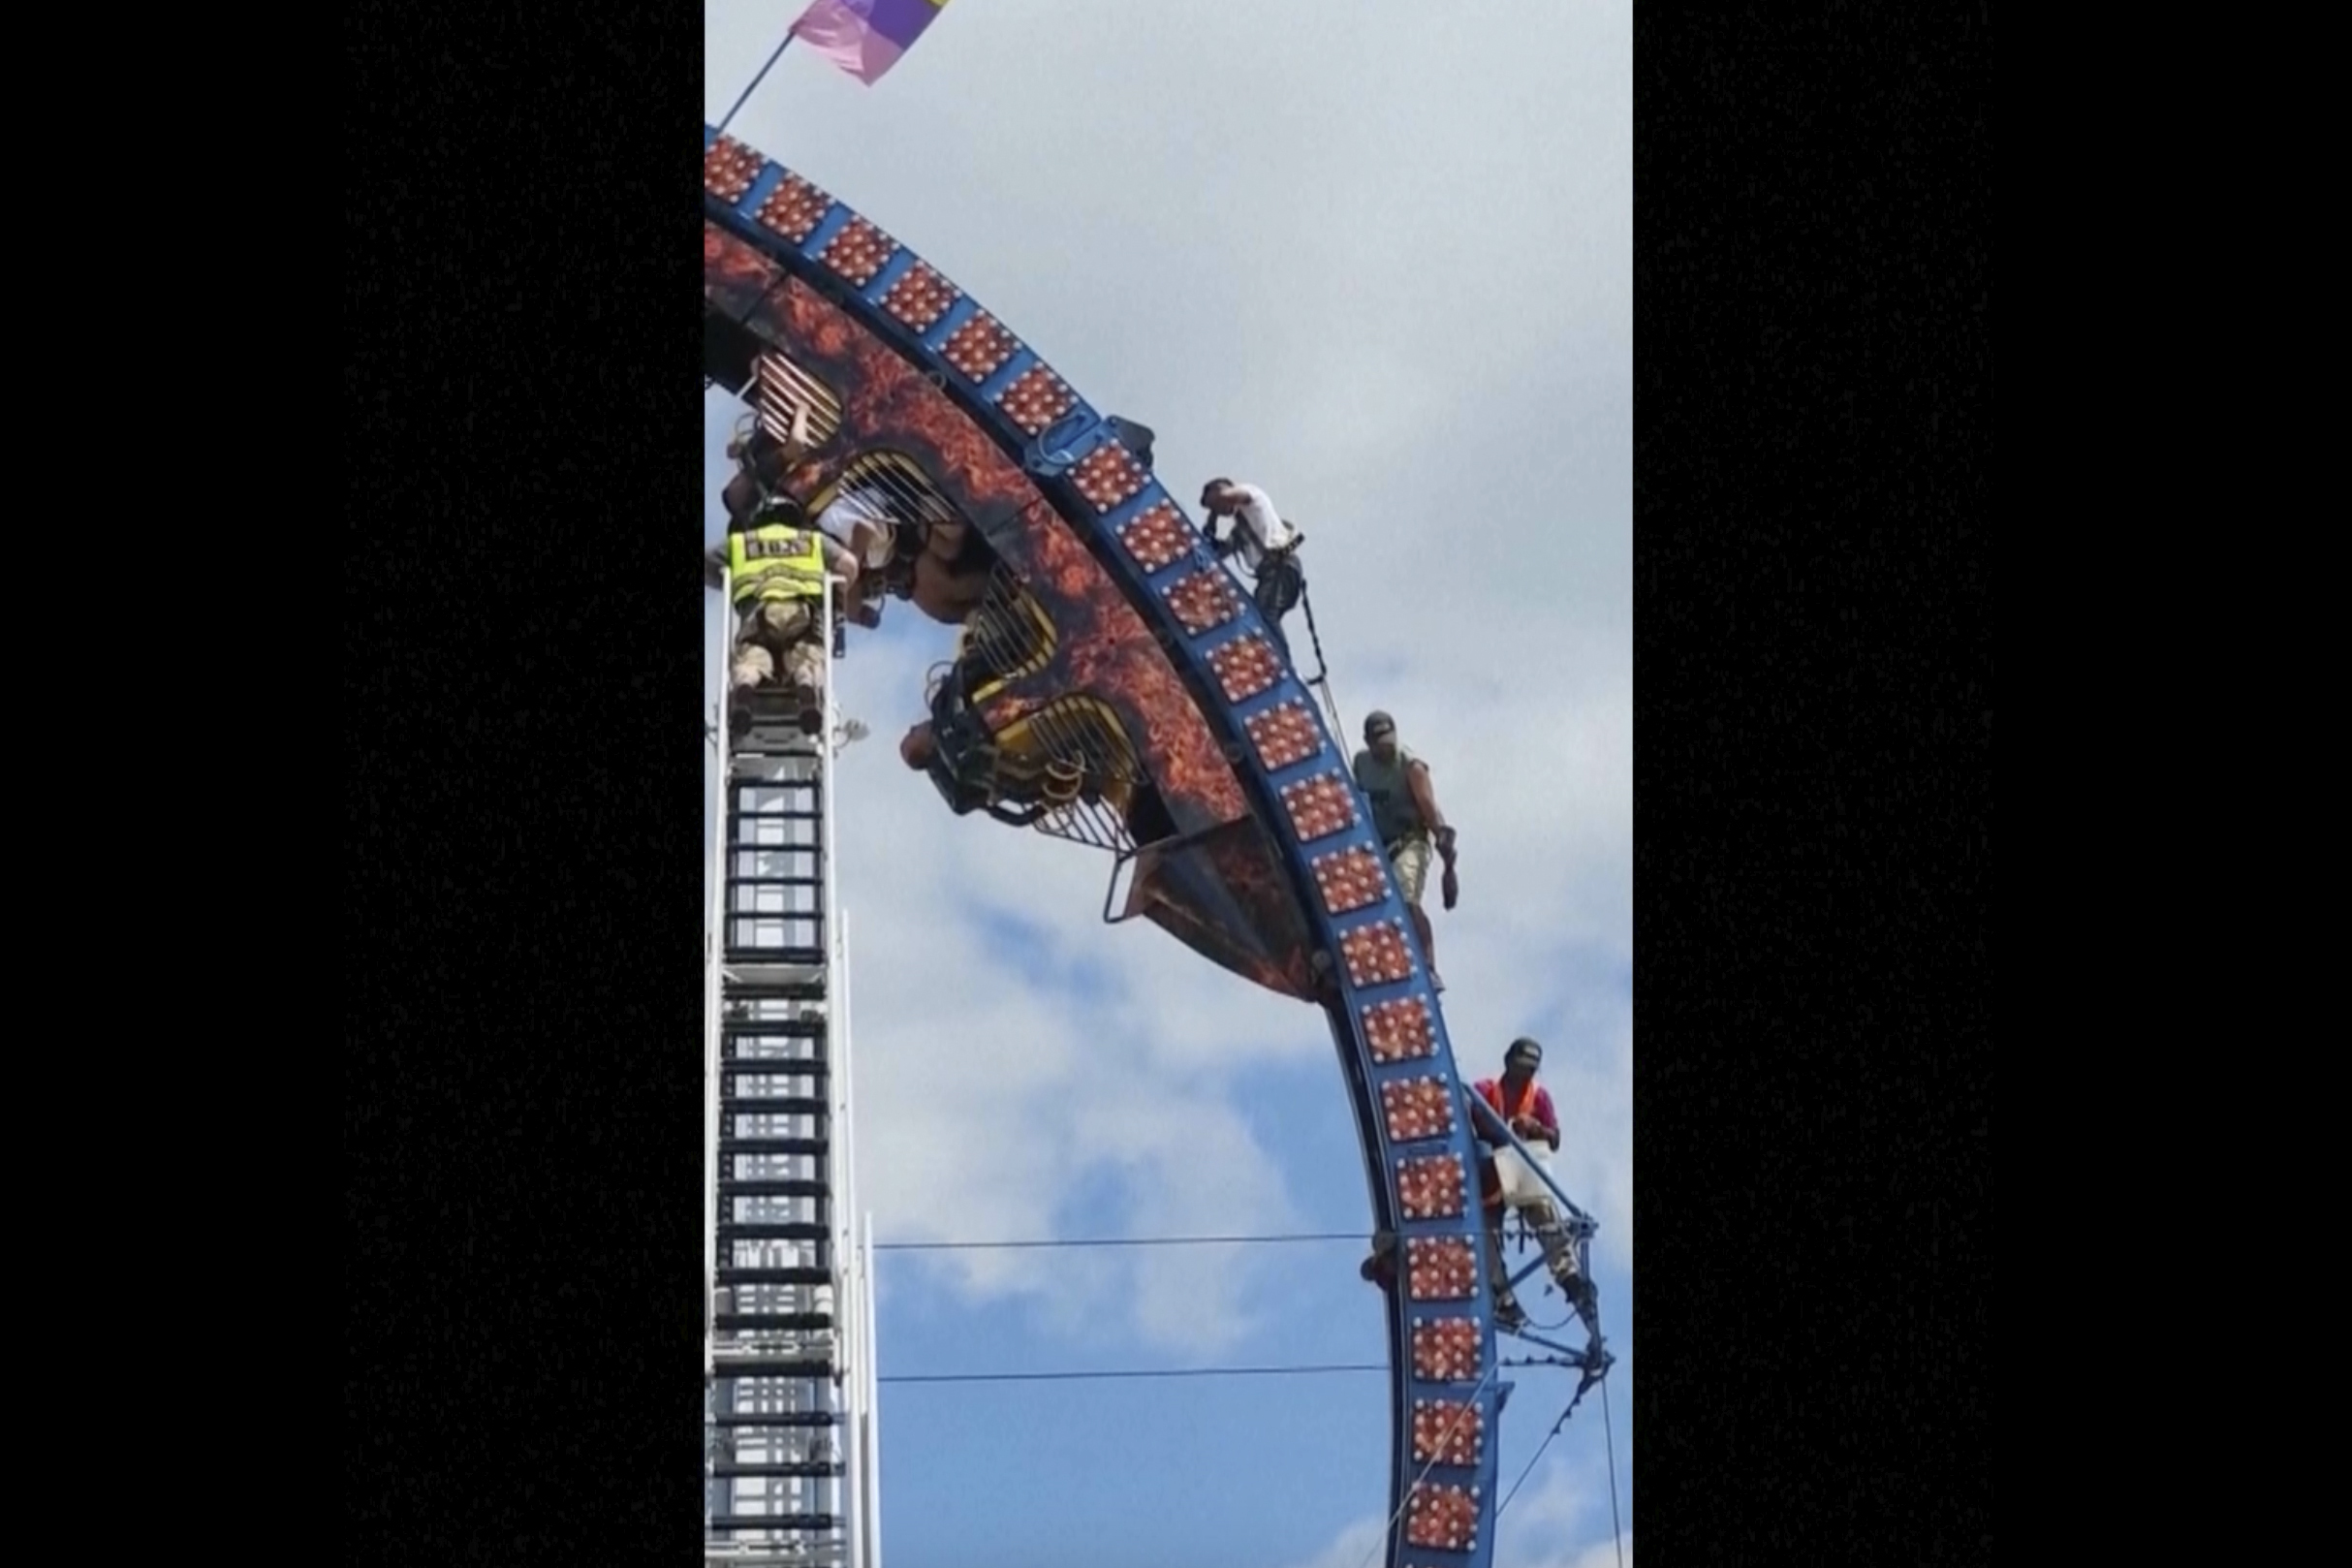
[[1296, 579, 1347, 739]]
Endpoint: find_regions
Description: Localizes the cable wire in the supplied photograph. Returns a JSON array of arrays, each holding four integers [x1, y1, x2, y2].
[[1495, 1404, 1573, 1519], [879, 1363, 1386, 1385], [1603, 1369, 1626, 1568], [873, 1232, 1362, 1252]]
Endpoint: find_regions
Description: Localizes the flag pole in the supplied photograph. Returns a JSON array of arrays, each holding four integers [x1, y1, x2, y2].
[[716, 31, 796, 137]]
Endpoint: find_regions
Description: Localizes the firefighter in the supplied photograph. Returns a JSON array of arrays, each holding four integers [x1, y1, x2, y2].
[[705, 494, 859, 737]]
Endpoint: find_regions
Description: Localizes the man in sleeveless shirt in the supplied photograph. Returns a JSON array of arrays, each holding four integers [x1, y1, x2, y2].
[[1470, 1038, 1600, 1334], [1351, 710, 1458, 991]]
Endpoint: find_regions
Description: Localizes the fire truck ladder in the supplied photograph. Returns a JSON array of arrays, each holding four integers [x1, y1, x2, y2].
[[706, 582, 882, 1568]]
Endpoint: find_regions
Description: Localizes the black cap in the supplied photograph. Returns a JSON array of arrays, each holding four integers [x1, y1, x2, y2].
[[1505, 1037, 1542, 1066], [1364, 710, 1396, 739]]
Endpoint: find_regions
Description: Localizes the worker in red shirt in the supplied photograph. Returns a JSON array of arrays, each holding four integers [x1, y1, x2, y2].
[[1471, 1037, 1599, 1333]]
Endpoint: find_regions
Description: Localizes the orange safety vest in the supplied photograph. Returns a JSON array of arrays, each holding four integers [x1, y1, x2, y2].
[[1476, 1078, 1543, 1207]]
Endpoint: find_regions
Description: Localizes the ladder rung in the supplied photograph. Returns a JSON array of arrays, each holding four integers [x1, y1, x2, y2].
[[718, 1138, 828, 1156], [717, 1267, 831, 1286], [714, 1312, 833, 1332], [713, 1358, 833, 1379], [717, 1221, 830, 1242], [723, 1019, 829, 1038], [709, 1412, 843, 1429], [711, 1463, 845, 1480], [708, 1516, 838, 1531], [724, 1096, 828, 1116], [716, 1191, 828, 1207]]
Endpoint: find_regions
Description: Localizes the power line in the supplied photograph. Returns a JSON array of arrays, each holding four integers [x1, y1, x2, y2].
[[879, 1355, 1573, 1386], [880, 1363, 1386, 1385], [873, 1232, 1362, 1252]]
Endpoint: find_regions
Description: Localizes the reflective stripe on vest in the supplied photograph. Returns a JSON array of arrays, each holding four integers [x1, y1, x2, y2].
[[1479, 1078, 1540, 1123], [728, 525, 828, 605]]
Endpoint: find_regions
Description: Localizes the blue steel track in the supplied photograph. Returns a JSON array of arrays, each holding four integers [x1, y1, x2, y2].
[[704, 125, 1590, 1567]]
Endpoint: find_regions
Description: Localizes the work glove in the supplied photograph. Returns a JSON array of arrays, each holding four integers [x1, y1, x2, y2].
[[1441, 862, 1459, 911]]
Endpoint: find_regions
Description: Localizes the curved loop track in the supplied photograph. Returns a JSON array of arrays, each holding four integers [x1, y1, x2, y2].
[[705, 126, 1571, 1567]]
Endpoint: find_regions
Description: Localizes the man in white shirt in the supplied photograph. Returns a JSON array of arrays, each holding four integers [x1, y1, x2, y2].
[[1199, 478, 1306, 655]]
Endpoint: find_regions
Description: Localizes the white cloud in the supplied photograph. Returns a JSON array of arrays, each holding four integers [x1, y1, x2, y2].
[[1494, 1451, 1632, 1568], [1273, 1512, 1389, 1568]]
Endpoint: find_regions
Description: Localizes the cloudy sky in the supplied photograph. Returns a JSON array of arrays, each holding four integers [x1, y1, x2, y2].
[[704, 3, 1629, 1563]]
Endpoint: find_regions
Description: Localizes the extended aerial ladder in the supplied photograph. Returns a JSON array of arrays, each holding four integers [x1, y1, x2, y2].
[[705, 553, 882, 1568]]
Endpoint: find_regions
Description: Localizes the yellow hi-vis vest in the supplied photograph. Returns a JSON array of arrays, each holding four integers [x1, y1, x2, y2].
[[728, 524, 828, 606]]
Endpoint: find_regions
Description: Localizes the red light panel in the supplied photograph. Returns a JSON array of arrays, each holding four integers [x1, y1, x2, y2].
[[754, 172, 831, 244], [704, 138, 763, 203], [1340, 920, 1416, 988], [1363, 997, 1435, 1063], [1115, 500, 1192, 573], [1404, 1486, 1481, 1552], [1411, 1398, 1486, 1468], [1206, 634, 1282, 705], [1312, 846, 1390, 916], [996, 364, 1075, 435], [941, 313, 1019, 381], [1162, 569, 1242, 635], [1381, 1077, 1455, 1143], [880, 261, 957, 330], [1280, 771, 1356, 842], [1406, 1237, 1477, 1301], [1071, 442, 1148, 513], [1246, 699, 1325, 771], [818, 216, 894, 287], [1396, 1154, 1467, 1220], [1412, 1317, 1482, 1382]]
